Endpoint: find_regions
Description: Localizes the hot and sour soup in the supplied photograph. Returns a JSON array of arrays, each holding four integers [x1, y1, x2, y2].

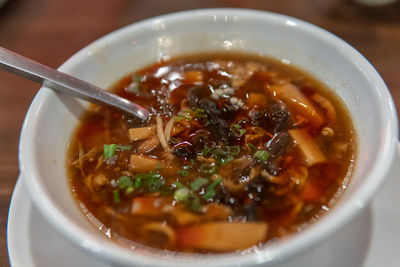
[[67, 53, 356, 253]]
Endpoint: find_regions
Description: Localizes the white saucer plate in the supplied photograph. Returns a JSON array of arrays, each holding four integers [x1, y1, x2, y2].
[[7, 146, 400, 267]]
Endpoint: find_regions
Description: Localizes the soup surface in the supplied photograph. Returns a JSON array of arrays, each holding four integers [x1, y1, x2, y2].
[[67, 53, 356, 253]]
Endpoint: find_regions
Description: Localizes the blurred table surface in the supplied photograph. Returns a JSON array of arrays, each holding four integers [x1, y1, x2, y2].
[[0, 0, 399, 266]]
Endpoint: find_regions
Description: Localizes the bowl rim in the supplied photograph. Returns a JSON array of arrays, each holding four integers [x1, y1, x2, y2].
[[18, 8, 399, 266]]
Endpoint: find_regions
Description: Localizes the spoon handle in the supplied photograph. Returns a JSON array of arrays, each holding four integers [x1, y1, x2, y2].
[[0, 47, 150, 120]]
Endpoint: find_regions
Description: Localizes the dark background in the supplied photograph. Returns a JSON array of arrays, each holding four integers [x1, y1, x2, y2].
[[0, 0, 399, 266]]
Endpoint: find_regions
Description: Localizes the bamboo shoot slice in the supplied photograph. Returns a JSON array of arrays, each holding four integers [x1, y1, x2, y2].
[[128, 126, 156, 141], [129, 155, 160, 173], [289, 128, 326, 166]]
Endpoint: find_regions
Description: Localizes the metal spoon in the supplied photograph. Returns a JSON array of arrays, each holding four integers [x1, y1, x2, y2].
[[0, 46, 150, 120]]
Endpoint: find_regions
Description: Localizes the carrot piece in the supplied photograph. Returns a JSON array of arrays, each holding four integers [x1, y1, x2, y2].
[[288, 128, 326, 166], [267, 83, 325, 130], [177, 222, 268, 251]]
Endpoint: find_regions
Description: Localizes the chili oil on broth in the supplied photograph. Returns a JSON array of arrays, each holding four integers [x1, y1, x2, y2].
[[67, 52, 356, 254]]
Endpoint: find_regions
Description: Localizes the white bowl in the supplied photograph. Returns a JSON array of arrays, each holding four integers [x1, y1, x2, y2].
[[19, 8, 398, 267]]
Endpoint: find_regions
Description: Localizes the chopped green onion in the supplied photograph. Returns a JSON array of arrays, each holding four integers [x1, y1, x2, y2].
[[190, 195, 202, 212], [169, 137, 181, 144], [230, 123, 246, 137], [125, 187, 134, 194], [212, 147, 233, 166], [208, 177, 223, 190], [112, 189, 120, 204], [134, 172, 164, 192], [234, 128, 246, 137], [190, 159, 196, 165], [155, 161, 163, 170], [202, 178, 222, 200], [254, 150, 270, 162], [199, 163, 218, 175], [174, 187, 190, 201], [220, 155, 234, 166], [201, 146, 210, 157], [104, 144, 117, 159], [248, 143, 256, 150], [195, 108, 206, 118], [143, 175, 163, 192], [230, 124, 241, 130], [134, 178, 141, 188], [228, 146, 240, 156], [177, 169, 189, 176], [202, 188, 216, 200], [117, 176, 133, 189], [173, 115, 185, 122], [190, 178, 209, 191], [178, 109, 194, 121], [116, 145, 132, 150], [172, 181, 185, 189]]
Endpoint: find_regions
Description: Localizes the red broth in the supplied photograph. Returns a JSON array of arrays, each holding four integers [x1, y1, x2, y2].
[[67, 53, 356, 253]]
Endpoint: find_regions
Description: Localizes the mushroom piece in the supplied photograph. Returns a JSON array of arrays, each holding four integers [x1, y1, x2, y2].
[[218, 156, 254, 192]]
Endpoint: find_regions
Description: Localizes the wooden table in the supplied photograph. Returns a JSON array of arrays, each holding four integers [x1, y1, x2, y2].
[[0, 0, 399, 265]]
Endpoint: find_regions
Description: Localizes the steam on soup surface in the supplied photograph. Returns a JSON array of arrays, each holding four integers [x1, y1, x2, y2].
[[67, 53, 356, 253]]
